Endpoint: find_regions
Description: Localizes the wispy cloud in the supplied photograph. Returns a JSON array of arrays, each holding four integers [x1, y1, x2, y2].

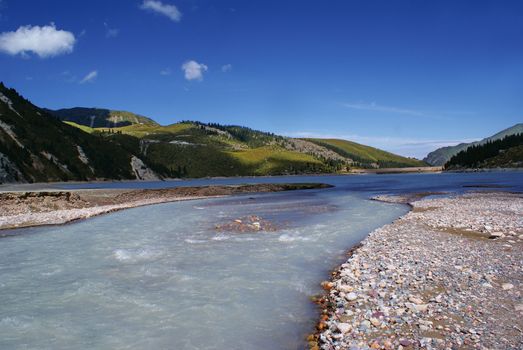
[[181, 60, 207, 81], [80, 70, 98, 84], [140, 0, 182, 22], [342, 102, 426, 117], [283, 130, 479, 159], [104, 23, 119, 38], [342, 101, 475, 120], [160, 67, 172, 76], [221, 64, 232, 72], [61, 70, 77, 83], [0, 24, 75, 58]]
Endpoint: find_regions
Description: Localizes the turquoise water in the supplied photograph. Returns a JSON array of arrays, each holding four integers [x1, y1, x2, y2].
[[1, 172, 522, 349]]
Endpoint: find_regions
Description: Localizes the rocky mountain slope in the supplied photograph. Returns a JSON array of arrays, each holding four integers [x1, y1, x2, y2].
[[0, 83, 162, 183], [424, 123, 523, 166]]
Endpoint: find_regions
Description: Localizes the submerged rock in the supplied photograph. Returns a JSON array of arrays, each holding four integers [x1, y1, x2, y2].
[[214, 215, 281, 233]]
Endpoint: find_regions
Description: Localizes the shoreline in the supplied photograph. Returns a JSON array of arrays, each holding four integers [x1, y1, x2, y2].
[[0, 168, 446, 192], [0, 183, 331, 232], [310, 191, 523, 349]]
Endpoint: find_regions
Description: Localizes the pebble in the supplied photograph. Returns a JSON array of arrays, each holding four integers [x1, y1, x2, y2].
[[337, 323, 352, 334], [409, 296, 424, 304], [370, 317, 380, 327], [346, 292, 358, 301], [502, 283, 514, 290], [314, 192, 523, 350]]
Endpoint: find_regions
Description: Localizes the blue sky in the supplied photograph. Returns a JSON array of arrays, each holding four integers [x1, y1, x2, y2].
[[0, 0, 521, 158]]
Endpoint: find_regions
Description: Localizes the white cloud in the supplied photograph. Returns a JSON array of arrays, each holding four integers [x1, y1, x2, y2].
[[221, 64, 232, 72], [160, 68, 172, 75], [181, 60, 207, 81], [0, 24, 76, 58], [141, 0, 182, 22], [80, 70, 98, 84], [283, 130, 479, 159]]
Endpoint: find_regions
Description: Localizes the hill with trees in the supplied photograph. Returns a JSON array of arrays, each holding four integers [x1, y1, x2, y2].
[[0, 83, 163, 183], [424, 123, 523, 166], [445, 133, 523, 170]]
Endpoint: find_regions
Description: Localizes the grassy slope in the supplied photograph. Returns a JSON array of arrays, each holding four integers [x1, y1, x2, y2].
[[64, 121, 95, 133], [102, 122, 193, 138], [86, 122, 322, 177], [227, 146, 324, 175], [306, 138, 427, 168]]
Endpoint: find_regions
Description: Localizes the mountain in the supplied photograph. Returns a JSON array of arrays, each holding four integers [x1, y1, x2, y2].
[[0, 82, 428, 183], [0, 83, 163, 183], [445, 133, 523, 169], [46, 107, 158, 128], [424, 123, 523, 166], [62, 120, 427, 178]]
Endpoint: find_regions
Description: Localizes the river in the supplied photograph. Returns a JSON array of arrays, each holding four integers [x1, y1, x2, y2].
[[1, 171, 522, 349]]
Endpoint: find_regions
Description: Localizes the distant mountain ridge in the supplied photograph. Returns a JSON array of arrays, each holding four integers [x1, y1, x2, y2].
[[46, 107, 158, 128], [424, 123, 523, 166], [0, 82, 428, 183]]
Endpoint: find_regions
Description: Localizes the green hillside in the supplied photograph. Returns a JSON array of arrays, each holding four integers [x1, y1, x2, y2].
[[227, 147, 324, 175], [81, 122, 331, 178], [72, 121, 426, 177], [306, 138, 427, 168]]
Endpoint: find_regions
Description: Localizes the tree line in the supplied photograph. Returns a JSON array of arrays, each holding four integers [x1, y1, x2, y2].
[[445, 133, 523, 169]]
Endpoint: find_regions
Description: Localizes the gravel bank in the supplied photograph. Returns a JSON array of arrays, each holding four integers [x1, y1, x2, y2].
[[312, 192, 523, 350], [0, 183, 331, 231]]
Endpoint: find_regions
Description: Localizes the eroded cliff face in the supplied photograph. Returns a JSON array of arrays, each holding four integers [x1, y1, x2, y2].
[[0, 152, 26, 183], [130, 156, 160, 180]]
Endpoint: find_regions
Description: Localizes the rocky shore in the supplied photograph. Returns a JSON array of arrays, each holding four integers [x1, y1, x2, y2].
[[0, 183, 331, 231], [312, 192, 523, 350]]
